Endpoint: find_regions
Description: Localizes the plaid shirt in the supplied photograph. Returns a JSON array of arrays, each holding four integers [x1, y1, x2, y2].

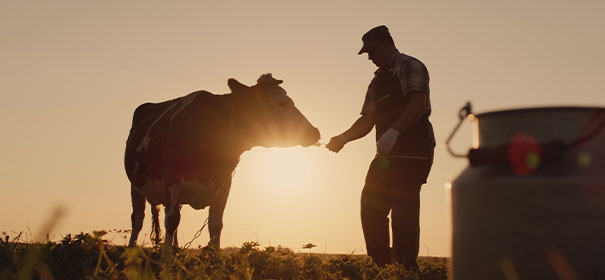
[[361, 52, 431, 117]]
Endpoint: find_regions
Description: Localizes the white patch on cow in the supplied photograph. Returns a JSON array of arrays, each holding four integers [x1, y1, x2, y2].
[[136, 102, 180, 153], [133, 162, 139, 178], [137, 135, 153, 153], [139, 177, 226, 210], [136, 92, 199, 153], [170, 93, 198, 123]]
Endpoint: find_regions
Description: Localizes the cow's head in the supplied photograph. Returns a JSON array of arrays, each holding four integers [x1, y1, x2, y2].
[[229, 74, 320, 148]]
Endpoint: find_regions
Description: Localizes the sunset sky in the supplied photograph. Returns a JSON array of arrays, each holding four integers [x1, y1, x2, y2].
[[1, 1, 604, 257]]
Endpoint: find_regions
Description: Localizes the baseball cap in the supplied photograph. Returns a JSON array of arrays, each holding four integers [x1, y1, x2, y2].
[[358, 25, 392, 55]]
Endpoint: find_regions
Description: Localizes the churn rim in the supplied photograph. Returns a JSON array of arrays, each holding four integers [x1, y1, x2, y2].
[[475, 106, 605, 118]]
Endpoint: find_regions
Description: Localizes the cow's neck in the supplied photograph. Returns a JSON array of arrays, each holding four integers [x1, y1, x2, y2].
[[212, 94, 252, 158], [223, 94, 269, 155]]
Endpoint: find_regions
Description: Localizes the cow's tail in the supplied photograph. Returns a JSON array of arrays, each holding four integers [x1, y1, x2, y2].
[[150, 204, 162, 247]]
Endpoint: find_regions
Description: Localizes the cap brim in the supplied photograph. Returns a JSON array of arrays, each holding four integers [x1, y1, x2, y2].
[[358, 47, 367, 55], [358, 43, 374, 55]]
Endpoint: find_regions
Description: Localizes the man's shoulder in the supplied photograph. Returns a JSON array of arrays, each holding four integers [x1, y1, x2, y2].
[[389, 53, 428, 78], [397, 53, 426, 69]]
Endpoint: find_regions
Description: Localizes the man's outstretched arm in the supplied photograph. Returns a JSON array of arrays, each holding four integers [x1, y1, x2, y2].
[[326, 114, 375, 153]]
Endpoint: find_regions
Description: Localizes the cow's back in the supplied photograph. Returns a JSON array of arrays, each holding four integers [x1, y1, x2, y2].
[[125, 98, 175, 184], [124, 91, 226, 187]]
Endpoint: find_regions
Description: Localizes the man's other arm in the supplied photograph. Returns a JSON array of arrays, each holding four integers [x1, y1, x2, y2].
[[390, 92, 427, 133]]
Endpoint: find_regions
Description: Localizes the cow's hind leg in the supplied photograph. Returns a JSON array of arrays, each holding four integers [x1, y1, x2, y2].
[[164, 205, 181, 249], [171, 205, 182, 247], [128, 185, 145, 247], [150, 204, 162, 247], [164, 187, 181, 249]]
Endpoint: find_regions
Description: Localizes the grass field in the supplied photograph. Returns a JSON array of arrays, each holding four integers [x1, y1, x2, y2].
[[1, 231, 448, 279]]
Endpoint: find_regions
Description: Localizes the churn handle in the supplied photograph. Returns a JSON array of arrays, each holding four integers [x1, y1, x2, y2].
[[445, 102, 473, 158]]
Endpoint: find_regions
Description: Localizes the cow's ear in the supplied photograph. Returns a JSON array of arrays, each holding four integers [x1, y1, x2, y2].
[[228, 78, 250, 93]]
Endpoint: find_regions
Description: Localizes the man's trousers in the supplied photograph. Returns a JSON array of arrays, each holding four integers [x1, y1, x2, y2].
[[360, 152, 433, 269]]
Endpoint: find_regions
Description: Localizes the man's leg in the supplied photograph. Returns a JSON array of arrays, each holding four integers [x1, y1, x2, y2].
[[391, 184, 421, 271], [361, 181, 391, 265]]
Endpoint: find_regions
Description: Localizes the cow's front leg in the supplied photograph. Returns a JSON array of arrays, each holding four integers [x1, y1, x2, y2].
[[208, 179, 232, 248], [164, 186, 181, 249], [129, 185, 145, 247]]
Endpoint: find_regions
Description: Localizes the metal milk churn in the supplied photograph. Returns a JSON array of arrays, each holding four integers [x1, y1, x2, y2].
[[446, 103, 605, 280]]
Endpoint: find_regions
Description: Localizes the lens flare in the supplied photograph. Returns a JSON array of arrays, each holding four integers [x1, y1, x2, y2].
[[377, 157, 390, 169], [577, 151, 592, 168], [545, 248, 579, 280], [507, 133, 541, 175], [499, 257, 520, 280], [526, 152, 540, 169]]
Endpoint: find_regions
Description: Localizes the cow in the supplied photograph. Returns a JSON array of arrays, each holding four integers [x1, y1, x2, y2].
[[124, 74, 320, 249]]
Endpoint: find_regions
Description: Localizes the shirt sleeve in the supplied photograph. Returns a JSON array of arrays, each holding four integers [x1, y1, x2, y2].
[[402, 58, 430, 96], [360, 78, 376, 115]]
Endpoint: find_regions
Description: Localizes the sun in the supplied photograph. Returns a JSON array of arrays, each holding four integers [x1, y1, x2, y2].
[[251, 147, 313, 189]]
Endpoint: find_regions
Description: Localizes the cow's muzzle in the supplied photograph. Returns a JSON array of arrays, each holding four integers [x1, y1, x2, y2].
[[301, 127, 321, 147]]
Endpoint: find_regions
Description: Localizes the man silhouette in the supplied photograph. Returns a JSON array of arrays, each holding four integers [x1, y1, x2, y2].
[[326, 25, 435, 270]]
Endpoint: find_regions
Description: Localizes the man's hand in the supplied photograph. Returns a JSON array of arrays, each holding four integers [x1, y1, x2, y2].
[[326, 135, 347, 153], [377, 128, 400, 155]]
